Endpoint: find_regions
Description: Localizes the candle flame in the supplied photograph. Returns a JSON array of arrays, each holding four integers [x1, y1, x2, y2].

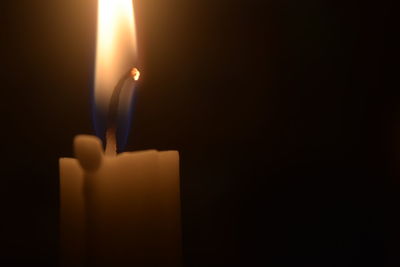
[[95, 0, 138, 112], [93, 0, 139, 152]]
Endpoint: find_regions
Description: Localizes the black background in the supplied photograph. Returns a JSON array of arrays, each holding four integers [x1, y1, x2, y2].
[[0, 0, 394, 266]]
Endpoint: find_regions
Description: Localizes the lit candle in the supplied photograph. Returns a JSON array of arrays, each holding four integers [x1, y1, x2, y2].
[[59, 1, 182, 266]]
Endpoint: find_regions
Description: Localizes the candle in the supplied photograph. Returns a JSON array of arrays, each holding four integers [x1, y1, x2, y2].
[[60, 136, 182, 266], [59, 1, 182, 266]]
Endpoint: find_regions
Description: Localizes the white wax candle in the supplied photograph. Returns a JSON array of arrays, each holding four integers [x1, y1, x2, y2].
[[60, 135, 182, 266]]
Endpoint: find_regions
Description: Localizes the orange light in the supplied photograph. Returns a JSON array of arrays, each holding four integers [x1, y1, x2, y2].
[[131, 68, 140, 81], [95, 0, 138, 112]]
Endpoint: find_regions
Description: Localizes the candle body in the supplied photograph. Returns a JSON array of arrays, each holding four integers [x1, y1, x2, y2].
[[60, 149, 182, 266]]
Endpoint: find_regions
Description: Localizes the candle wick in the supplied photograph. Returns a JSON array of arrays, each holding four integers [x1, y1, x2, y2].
[[105, 128, 117, 156], [105, 67, 139, 155]]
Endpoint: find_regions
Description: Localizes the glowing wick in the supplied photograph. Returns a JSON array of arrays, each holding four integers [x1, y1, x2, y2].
[[131, 68, 140, 81], [105, 67, 140, 156]]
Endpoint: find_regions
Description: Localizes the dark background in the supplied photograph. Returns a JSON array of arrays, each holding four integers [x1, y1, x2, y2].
[[0, 0, 394, 266]]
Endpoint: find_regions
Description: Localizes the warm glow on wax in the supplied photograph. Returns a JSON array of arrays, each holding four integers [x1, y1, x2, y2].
[[95, 0, 138, 112]]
